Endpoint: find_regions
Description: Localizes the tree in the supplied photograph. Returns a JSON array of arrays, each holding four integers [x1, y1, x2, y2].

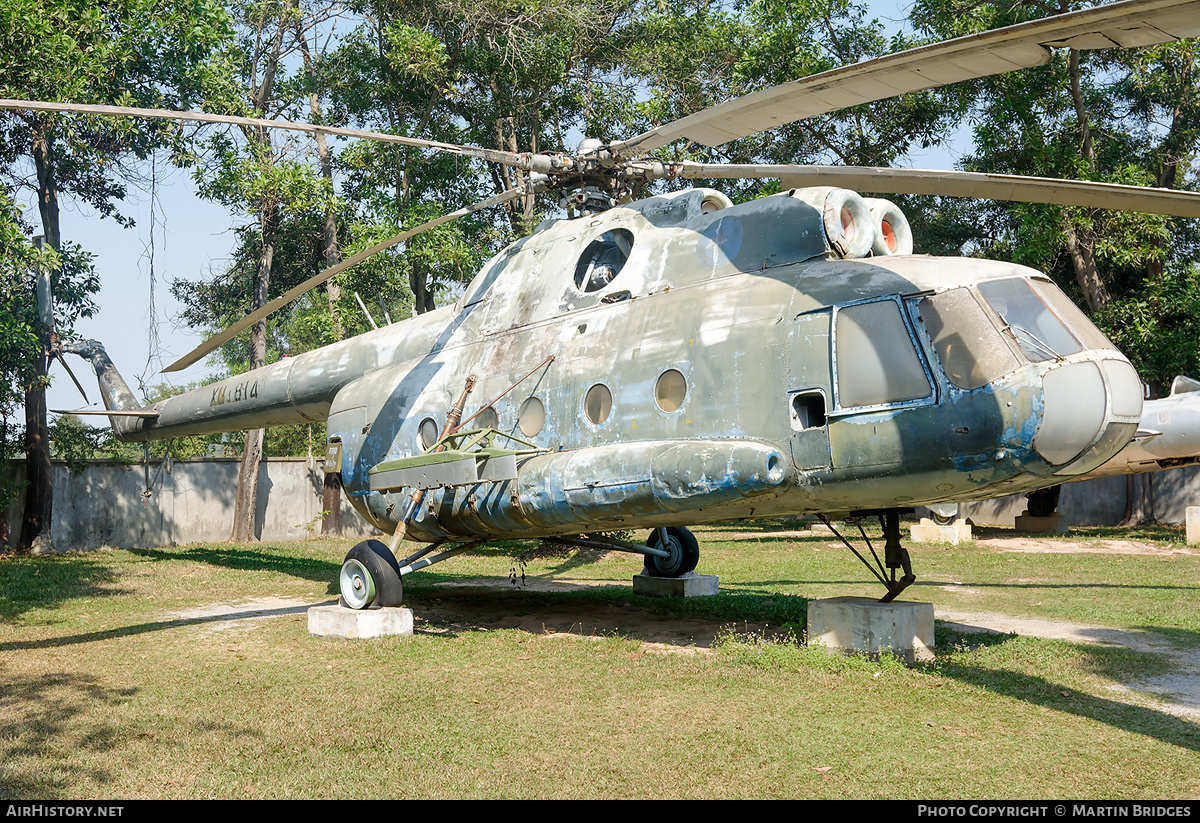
[[179, 0, 382, 541], [328, 0, 641, 308], [617, 0, 960, 207], [910, 0, 1200, 390], [0, 0, 231, 552]]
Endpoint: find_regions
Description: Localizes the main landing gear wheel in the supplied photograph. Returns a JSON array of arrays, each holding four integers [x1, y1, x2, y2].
[[643, 527, 699, 578], [928, 502, 959, 526], [1027, 485, 1062, 518], [339, 539, 404, 609]]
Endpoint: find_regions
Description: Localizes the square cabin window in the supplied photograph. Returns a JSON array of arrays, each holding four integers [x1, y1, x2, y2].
[[835, 299, 932, 409]]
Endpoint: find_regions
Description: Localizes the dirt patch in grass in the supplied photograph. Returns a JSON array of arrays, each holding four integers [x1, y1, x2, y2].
[[939, 609, 1200, 719], [978, 536, 1197, 555], [422, 580, 730, 652], [163, 596, 320, 637]]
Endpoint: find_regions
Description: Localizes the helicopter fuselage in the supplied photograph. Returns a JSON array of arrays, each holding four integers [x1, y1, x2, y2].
[[95, 186, 1142, 543]]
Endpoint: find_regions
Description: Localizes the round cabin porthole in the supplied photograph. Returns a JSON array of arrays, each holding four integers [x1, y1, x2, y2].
[[654, 369, 687, 412], [584, 383, 612, 425], [574, 229, 634, 293], [474, 406, 499, 430], [418, 417, 440, 451], [518, 396, 545, 437]]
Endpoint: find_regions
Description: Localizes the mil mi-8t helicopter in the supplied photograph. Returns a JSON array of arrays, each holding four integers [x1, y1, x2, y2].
[[8, 0, 1200, 606]]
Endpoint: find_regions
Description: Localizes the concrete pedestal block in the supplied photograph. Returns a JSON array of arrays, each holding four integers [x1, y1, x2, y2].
[[308, 604, 414, 639], [1013, 511, 1068, 534], [1187, 507, 1200, 546], [632, 571, 719, 598], [808, 596, 935, 664], [909, 518, 973, 544]]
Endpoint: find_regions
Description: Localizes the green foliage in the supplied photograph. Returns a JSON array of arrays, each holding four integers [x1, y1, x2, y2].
[[0, 193, 98, 518], [0, 0, 235, 218], [46, 414, 126, 471], [1092, 264, 1200, 388], [908, 0, 1200, 389]]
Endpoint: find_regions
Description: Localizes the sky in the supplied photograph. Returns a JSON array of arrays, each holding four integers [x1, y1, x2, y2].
[[43, 164, 240, 417], [37, 0, 969, 422]]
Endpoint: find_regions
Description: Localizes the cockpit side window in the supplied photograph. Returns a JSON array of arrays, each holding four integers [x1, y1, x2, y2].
[[574, 229, 634, 292], [917, 288, 1020, 390], [834, 299, 932, 409]]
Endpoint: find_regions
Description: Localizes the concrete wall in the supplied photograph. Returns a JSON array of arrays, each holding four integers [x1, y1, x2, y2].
[[960, 465, 1200, 526], [3, 457, 377, 550]]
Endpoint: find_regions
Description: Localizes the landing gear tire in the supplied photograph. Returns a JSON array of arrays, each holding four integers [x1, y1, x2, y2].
[[1027, 486, 1062, 518], [643, 527, 699, 578], [928, 502, 959, 526], [339, 539, 404, 609]]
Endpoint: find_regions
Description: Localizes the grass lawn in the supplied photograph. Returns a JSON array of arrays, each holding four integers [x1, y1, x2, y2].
[[2, 519, 1198, 799]]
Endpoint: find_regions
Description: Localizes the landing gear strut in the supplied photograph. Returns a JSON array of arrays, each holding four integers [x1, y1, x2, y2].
[[820, 510, 916, 602], [537, 527, 700, 578]]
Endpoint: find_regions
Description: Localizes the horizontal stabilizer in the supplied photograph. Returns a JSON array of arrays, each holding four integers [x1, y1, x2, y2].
[[51, 408, 160, 418]]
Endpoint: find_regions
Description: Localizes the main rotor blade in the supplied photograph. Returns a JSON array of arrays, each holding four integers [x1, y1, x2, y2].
[[668, 163, 1200, 218], [162, 187, 525, 374], [613, 0, 1200, 155], [0, 99, 535, 170]]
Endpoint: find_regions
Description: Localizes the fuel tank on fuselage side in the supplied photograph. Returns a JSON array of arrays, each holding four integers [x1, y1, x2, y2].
[[323, 187, 1140, 539]]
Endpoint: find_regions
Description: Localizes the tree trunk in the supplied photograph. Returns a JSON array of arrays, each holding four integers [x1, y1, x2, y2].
[[295, 20, 343, 340], [322, 472, 342, 536], [230, 427, 264, 541], [228, 193, 277, 542], [228, 2, 289, 543], [1061, 46, 1111, 314], [19, 127, 60, 554], [409, 261, 436, 314], [1120, 472, 1155, 526], [18, 351, 53, 554], [1063, 220, 1110, 312]]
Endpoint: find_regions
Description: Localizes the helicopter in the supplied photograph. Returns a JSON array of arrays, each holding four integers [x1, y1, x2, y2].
[[8, 0, 1200, 607]]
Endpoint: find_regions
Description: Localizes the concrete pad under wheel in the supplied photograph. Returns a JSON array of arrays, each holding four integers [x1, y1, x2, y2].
[[308, 604, 414, 639], [632, 571, 719, 598], [909, 518, 973, 544], [807, 596, 934, 664]]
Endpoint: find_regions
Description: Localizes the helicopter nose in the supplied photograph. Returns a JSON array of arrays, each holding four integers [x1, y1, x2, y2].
[[1034, 358, 1142, 474]]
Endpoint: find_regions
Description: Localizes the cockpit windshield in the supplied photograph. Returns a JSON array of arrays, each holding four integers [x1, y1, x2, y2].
[[977, 278, 1084, 363], [916, 277, 1117, 391]]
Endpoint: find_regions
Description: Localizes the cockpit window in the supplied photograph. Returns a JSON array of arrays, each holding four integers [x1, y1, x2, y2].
[[1029, 279, 1117, 352], [835, 299, 932, 409], [574, 229, 633, 292], [978, 278, 1084, 363], [917, 288, 1020, 390]]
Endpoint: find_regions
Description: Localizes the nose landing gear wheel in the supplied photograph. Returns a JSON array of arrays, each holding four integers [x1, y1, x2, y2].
[[643, 527, 699, 578], [339, 539, 404, 609]]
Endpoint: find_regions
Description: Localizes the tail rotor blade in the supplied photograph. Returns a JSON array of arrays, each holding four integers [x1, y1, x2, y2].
[[54, 354, 91, 404]]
